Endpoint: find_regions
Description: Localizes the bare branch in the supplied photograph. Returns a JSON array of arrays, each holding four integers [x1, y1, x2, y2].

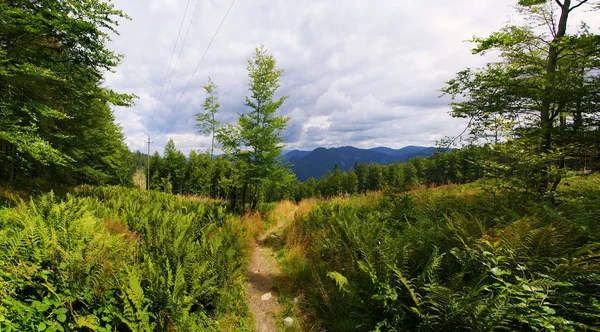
[[569, 0, 589, 12], [554, 0, 564, 8]]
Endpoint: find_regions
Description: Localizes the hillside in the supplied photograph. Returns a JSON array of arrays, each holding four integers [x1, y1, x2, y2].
[[281, 149, 311, 163], [285, 146, 440, 181]]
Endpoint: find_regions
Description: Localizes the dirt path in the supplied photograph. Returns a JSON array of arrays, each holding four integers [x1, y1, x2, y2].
[[247, 205, 297, 332]]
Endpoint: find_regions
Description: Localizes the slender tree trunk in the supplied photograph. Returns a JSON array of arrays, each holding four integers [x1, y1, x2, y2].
[[210, 110, 215, 161], [573, 68, 584, 170], [556, 99, 567, 171], [539, 0, 571, 195]]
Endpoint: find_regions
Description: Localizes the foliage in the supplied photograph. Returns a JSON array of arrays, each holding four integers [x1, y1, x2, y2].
[[0, 0, 135, 187], [0, 186, 252, 331], [196, 77, 221, 160], [282, 174, 600, 331], [217, 45, 294, 211], [441, 0, 600, 196]]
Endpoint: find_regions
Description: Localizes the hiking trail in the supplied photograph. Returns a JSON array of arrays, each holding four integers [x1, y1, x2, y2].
[[246, 203, 297, 332]]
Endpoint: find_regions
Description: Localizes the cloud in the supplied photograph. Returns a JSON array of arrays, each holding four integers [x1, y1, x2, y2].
[[103, 0, 597, 154]]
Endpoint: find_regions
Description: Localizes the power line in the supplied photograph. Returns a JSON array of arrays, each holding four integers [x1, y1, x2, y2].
[[162, 0, 202, 105], [148, 0, 193, 133], [156, 0, 237, 132]]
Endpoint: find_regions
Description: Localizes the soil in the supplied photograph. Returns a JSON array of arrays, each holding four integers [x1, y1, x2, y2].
[[246, 207, 296, 332]]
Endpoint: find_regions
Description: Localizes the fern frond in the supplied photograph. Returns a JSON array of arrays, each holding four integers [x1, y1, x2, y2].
[[327, 271, 350, 294]]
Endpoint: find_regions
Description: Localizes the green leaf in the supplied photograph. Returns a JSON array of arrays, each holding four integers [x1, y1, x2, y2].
[[37, 322, 47, 331], [57, 313, 66, 323], [327, 271, 350, 293]]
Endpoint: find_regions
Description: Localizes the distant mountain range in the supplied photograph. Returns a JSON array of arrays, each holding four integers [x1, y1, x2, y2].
[[283, 146, 439, 181]]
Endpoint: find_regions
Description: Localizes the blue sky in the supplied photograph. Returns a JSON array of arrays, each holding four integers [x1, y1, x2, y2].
[[103, 0, 597, 154]]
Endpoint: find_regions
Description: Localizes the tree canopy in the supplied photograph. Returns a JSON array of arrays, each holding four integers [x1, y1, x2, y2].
[[217, 45, 293, 211], [0, 0, 135, 187], [442, 0, 600, 197]]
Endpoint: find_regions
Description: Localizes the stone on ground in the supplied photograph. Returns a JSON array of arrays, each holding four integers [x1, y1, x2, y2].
[[261, 292, 272, 301], [284, 317, 294, 327]]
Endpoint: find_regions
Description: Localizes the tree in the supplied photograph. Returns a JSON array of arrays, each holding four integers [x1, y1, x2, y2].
[[404, 162, 419, 189], [196, 77, 220, 160], [217, 45, 292, 210], [344, 171, 359, 194], [163, 139, 187, 194], [0, 0, 134, 186], [442, 0, 600, 197], [328, 164, 344, 196], [366, 164, 384, 191], [354, 162, 369, 194], [186, 150, 211, 195]]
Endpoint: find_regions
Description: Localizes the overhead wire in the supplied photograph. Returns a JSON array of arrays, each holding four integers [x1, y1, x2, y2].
[[148, 0, 193, 134], [161, 0, 202, 111], [155, 0, 237, 132]]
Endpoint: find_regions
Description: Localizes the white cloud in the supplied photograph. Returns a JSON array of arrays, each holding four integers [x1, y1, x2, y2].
[[103, 0, 599, 154]]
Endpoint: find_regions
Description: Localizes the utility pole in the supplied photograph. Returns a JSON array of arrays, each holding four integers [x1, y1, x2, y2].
[[145, 135, 153, 190]]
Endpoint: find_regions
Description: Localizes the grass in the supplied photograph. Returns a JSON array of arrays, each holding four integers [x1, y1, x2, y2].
[[278, 173, 600, 331]]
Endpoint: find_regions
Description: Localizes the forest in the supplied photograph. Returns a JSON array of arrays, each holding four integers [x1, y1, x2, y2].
[[1, 0, 599, 331]]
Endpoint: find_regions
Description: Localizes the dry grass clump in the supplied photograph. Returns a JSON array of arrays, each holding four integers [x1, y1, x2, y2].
[[179, 194, 225, 204], [266, 199, 297, 224]]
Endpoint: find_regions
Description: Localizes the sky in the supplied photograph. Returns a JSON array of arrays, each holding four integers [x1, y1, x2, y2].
[[101, 0, 593, 155]]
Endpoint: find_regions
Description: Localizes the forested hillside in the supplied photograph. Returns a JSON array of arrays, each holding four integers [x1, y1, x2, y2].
[[288, 146, 440, 181]]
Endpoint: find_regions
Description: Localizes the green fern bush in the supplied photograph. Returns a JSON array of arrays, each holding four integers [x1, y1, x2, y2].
[[283, 175, 600, 331], [0, 186, 250, 331]]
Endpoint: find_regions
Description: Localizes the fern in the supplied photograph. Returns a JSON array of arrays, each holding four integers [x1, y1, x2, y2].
[[327, 271, 350, 294], [117, 265, 155, 331]]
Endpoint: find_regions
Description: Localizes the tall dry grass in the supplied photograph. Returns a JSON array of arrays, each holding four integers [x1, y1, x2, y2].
[[178, 194, 226, 204], [266, 199, 297, 225]]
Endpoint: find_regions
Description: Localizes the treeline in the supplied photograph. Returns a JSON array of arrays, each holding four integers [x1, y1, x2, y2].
[[292, 147, 487, 200], [141, 139, 490, 204], [0, 0, 135, 188], [133, 139, 293, 205]]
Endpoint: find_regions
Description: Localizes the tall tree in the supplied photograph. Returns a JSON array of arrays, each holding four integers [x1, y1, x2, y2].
[[0, 0, 134, 186], [218, 45, 291, 210], [196, 77, 220, 160], [163, 139, 186, 194], [442, 0, 599, 196]]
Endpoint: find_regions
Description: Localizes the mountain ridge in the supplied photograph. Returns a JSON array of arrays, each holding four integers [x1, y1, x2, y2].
[[284, 145, 441, 181]]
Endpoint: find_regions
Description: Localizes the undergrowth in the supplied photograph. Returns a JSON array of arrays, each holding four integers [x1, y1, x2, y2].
[[281, 174, 600, 331], [0, 186, 254, 331]]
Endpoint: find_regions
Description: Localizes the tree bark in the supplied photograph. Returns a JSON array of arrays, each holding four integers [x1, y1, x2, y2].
[[539, 0, 571, 194]]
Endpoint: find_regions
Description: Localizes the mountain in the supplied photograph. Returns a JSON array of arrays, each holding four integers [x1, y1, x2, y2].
[[369, 146, 439, 159], [288, 145, 440, 181], [282, 149, 311, 163]]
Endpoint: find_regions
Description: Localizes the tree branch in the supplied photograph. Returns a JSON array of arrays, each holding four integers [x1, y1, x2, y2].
[[442, 116, 474, 153], [554, 0, 564, 8], [569, 0, 589, 12]]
